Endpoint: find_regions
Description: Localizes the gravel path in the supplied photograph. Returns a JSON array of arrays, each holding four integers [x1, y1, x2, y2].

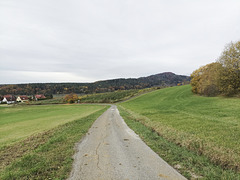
[[68, 105, 186, 180]]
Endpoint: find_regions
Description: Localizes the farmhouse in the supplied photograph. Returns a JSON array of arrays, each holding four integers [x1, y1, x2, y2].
[[2, 95, 16, 104], [17, 95, 29, 102], [35, 94, 46, 101]]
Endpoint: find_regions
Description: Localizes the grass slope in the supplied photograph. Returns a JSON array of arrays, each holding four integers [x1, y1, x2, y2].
[[0, 105, 106, 148], [80, 89, 139, 103], [119, 107, 239, 179], [80, 88, 157, 103], [0, 105, 109, 179], [119, 85, 240, 178]]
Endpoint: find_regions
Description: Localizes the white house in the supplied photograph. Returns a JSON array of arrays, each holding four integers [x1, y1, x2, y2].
[[2, 95, 16, 104], [17, 95, 29, 102]]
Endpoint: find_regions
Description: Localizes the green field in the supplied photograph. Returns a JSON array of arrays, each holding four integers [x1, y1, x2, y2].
[[119, 85, 240, 178], [80, 88, 156, 103], [0, 104, 106, 148], [0, 104, 108, 179], [28, 97, 65, 105]]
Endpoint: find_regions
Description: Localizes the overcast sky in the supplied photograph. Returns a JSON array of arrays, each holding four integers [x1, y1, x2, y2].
[[0, 0, 240, 84]]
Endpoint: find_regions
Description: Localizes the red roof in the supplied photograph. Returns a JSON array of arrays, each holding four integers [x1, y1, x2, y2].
[[19, 95, 29, 100], [3, 95, 16, 101], [35, 94, 46, 99]]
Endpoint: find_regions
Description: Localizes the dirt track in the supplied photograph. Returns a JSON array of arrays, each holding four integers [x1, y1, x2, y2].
[[68, 105, 186, 180]]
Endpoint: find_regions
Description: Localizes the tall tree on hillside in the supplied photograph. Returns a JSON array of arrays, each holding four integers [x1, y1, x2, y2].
[[218, 41, 240, 95], [190, 66, 205, 94], [190, 62, 222, 96], [199, 62, 222, 96]]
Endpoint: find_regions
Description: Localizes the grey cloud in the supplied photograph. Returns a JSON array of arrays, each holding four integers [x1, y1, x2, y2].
[[0, 0, 240, 83]]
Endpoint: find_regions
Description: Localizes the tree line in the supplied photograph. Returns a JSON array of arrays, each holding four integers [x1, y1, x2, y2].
[[191, 41, 240, 96], [0, 72, 190, 95]]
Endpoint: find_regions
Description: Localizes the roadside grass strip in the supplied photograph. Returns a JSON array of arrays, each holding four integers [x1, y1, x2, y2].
[[0, 106, 109, 180], [118, 106, 240, 179]]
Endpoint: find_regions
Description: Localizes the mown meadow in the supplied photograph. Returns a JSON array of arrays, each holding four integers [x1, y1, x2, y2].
[[0, 104, 109, 179], [118, 85, 240, 179], [0, 104, 106, 148]]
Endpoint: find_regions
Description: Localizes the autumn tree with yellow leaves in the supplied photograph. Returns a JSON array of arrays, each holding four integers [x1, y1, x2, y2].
[[218, 41, 240, 95], [191, 41, 240, 96], [190, 62, 222, 96], [64, 93, 79, 103]]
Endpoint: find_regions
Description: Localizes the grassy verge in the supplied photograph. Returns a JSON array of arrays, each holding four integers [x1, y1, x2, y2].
[[0, 104, 105, 148], [0, 106, 109, 179], [118, 105, 240, 179]]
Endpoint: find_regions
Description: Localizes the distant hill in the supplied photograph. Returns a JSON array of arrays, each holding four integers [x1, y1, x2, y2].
[[139, 72, 190, 86], [0, 72, 190, 95]]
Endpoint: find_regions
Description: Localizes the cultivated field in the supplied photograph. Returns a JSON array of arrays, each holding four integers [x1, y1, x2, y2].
[[80, 88, 156, 103], [0, 104, 106, 148], [119, 85, 240, 179], [0, 104, 109, 179]]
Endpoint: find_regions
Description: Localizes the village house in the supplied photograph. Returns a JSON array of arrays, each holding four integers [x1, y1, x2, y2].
[[2, 95, 16, 104], [35, 94, 46, 101], [17, 95, 29, 103]]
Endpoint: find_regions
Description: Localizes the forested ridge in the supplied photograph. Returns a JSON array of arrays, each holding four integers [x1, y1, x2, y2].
[[0, 72, 190, 95]]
